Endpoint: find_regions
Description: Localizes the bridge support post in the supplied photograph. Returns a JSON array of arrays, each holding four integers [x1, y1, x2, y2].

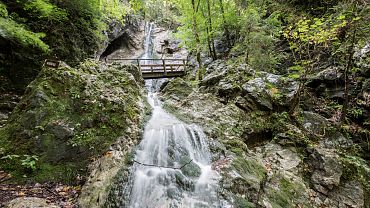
[[136, 59, 141, 71], [162, 59, 167, 75]]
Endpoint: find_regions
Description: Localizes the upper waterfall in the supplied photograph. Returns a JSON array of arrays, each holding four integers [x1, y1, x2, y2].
[[125, 22, 221, 208]]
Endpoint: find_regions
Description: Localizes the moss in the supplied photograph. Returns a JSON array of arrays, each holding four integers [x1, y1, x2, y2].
[[162, 77, 193, 100], [340, 155, 370, 204], [232, 157, 266, 181], [223, 139, 248, 156], [234, 196, 255, 208], [266, 176, 309, 208], [0, 61, 146, 184], [162, 102, 194, 124]]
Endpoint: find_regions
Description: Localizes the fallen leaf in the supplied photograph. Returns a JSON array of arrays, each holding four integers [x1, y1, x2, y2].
[[18, 191, 26, 196]]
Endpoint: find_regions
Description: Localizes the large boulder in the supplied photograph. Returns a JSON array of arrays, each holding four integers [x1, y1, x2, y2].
[[239, 71, 298, 111], [306, 67, 349, 100], [0, 60, 146, 184]]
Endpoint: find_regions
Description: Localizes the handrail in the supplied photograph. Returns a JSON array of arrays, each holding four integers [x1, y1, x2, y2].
[[106, 58, 187, 79], [107, 58, 186, 61]]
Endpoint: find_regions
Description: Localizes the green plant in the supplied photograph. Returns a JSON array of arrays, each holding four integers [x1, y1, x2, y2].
[[348, 107, 363, 118], [1, 154, 38, 172], [20, 155, 39, 171]]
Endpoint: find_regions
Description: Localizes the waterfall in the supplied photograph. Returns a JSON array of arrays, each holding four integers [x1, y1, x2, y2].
[[125, 22, 221, 207]]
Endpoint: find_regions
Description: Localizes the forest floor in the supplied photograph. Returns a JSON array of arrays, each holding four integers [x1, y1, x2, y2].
[[0, 171, 80, 207]]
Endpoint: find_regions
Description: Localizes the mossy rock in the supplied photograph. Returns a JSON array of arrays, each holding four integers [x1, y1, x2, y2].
[[0, 60, 145, 184], [232, 157, 266, 181], [180, 158, 202, 178], [234, 196, 255, 208], [162, 77, 193, 100], [266, 176, 310, 208]]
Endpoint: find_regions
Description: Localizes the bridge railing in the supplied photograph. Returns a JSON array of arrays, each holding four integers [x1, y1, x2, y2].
[[106, 58, 187, 74]]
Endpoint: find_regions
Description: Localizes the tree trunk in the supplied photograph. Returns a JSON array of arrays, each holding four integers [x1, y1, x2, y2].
[[340, 28, 357, 124], [191, 0, 202, 75], [219, 0, 231, 48], [206, 0, 217, 59]]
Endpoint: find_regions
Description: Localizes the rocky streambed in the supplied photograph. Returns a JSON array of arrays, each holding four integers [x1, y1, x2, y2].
[[159, 59, 369, 208]]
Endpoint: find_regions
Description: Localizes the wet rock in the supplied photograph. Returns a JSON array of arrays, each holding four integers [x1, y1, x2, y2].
[[181, 160, 202, 178], [162, 78, 193, 100], [217, 80, 241, 101], [117, 64, 144, 85], [204, 60, 228, 76], [239, 71, 298, 111], [306, 67, 348, 100], [307, 148, 342, 195], [5, 197, 59, 208], [0, 60, 147, 193]]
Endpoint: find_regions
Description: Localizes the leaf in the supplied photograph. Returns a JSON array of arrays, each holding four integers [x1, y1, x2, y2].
[[337, 15, 346, 20], [18, 191, 26, 196]]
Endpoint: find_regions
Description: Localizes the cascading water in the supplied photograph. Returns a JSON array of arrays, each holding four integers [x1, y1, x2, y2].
[[126, 22, 221, 207]]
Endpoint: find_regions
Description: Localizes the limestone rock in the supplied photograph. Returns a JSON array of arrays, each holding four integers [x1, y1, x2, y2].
[[45, 121, 74, 140], [6, 197, 59, 208], [308, 148, 343, 194], [302, 111, 328, 135], [327, 180, 365, 208]]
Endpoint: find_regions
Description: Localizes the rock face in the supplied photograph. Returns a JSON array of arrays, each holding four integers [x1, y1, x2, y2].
[[97, 17, 143, 60], [161, 59, 369, 207], [0, 60, 147, 187]]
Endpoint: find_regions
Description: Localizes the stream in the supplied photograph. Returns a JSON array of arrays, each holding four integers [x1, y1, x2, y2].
[[126, 22, 221, 208]]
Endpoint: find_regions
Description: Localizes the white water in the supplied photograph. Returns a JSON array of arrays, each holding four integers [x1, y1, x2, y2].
[[127, 22, 220, 208]]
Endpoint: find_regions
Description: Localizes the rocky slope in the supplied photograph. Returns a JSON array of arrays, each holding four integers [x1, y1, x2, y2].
[[160, 59, 370, 207]]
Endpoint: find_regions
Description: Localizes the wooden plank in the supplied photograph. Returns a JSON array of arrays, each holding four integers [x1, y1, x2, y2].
[[139, 63, 184, 67], [106, 58, 187, 79], [109, 58, 186, 61]]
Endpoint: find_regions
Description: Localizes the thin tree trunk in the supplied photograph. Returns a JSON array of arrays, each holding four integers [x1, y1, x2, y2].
[[340, 28, 357, 124], [201, 7, 213, 57], [206, 0, 217, 59], [219, 0, 231, 48], [191, 0, 202, 71], [205, 23, 213, 57]]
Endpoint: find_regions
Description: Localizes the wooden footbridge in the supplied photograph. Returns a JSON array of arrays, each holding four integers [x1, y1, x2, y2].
[[107, 58, 187, 79]]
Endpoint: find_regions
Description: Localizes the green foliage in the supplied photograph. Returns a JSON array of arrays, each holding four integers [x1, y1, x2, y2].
[[0, 0, 140, 87], [0, 17, 49, 52], [1, 154, 39, 172], [24, 0, 68, 21], [172, 0, 238, 54], [20, 155, 39, 171], [0, 2, 8, 17], [238, 3, 283, 71]]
